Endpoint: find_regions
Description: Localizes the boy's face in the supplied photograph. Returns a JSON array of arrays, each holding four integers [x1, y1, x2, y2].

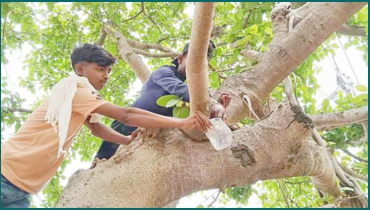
[[177, 54, 187, 78], [75, 62, 112, 90]]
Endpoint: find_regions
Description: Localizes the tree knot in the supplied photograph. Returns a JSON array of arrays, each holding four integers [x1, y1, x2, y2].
[[230, 143, 256, 167]]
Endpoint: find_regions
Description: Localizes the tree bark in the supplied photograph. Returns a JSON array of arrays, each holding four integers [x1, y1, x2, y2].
[[104, 24, 151, 83], [186, 2, 215, 115], [56, 102, 340, 207]]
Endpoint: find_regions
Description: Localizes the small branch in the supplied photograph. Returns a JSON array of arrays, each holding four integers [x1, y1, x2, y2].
[[312, 129, 327, 146], [208, 64, 226, 79], [338, 162, 368, 182], [142, 3, 162, 33], [207, 190, 221, 208], [103, 23, 151, 83], [132, 48, 179, 58], [277, 180, 290, 208], [349, 175, 368, 208], [2, 107, 33, 113], [340, 149, 368, 163], [337, 24, 367, 37], [122, 2, 145, 23], [96, 30, 107, 46], [243, 10, 253, 28], [332, 157, 354, 188], [309, 106, 368, 130], [284, 76, 299, 106], [127, 40, 179, 53], [285, 180, 310, 185], [240, 49, 262, 60]]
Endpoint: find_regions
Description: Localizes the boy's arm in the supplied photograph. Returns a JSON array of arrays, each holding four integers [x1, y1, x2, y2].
[[92, 102, 211, 132], [84, 119, 131, 145]]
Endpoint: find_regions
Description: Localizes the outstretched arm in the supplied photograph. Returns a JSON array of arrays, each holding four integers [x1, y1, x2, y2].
[[92, 103, 212, 132]]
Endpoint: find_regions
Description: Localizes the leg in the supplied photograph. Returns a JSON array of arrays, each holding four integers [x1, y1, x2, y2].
[[1, 175, 30, 208]]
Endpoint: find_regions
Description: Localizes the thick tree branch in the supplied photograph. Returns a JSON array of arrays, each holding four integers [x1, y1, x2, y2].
[[57, 103, 342, 207], [337, 24, 367, 37], [309, 106, 368, 130], [214, 2, 367, 124], [103, 24, 151, 83], [186, 2, 215, 115], [2, 107, 33, 113]]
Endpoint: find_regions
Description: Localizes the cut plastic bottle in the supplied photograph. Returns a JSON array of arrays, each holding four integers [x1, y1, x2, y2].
[[205, 118, 233, 150]]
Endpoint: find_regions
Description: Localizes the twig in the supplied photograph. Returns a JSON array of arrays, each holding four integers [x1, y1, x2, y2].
[[277, 179, 290, 208], [285, 180, 310, 185], [2, 107, 33, 113], [207, 190, 221, 207], [340, 149, 368, 163], [208, 64, 226, 79], [132, 48, 179, 58], [243, 10, 253, 28], [142, 3, 162, 33], [96, 30, 107, 46], [338, 162, 368, 182], [122, 2, 145, 23]]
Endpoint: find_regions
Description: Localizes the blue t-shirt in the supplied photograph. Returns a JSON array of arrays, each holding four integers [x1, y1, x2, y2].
[[96, 65, 190, 159]]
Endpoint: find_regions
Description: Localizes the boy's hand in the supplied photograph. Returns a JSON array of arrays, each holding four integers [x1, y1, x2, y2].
[[180, 111, 212, 132]]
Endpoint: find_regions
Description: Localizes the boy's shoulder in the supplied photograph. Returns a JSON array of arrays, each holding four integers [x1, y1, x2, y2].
[[75, 83, 104, 101], [152, 65, 176, 77]]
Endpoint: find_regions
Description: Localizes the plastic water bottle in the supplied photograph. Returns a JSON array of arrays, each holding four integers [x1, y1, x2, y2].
[[205, 118, 233, 150]]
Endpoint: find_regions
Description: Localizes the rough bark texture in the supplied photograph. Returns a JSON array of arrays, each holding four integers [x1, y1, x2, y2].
[[104, 24, 151, 83], [186, 2, 215, 115], [57, 103, 338, 207], [55, 2, 367, 208], [310, 106, 368, 130]]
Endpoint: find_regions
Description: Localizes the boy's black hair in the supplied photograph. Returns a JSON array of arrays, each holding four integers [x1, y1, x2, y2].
[[181, 40, 216, 60], [172, 40, 216, 67], [70, 43, 116, 71]]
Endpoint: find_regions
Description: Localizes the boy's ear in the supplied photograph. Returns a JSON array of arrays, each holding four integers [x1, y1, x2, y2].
[[178, 54, 185, 64], [75, 63, 83, 76]]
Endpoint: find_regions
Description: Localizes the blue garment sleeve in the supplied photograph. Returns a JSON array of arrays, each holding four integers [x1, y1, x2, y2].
[[152, 67, 190, 102]]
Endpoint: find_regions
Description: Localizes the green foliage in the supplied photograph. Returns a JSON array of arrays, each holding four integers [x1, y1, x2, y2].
[[223, 185, 254, 205], [156, 95, 190, 118]]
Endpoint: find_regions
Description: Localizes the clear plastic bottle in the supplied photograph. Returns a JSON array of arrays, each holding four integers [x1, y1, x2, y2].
[[205, 118, 233, 150]]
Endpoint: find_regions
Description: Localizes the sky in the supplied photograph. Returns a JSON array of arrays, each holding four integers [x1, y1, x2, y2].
[[1, 2, 368, 208]]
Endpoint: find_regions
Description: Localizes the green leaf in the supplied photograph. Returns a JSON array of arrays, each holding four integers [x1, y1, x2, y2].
[[264, 27, 272, 35], [355, 85, 367, 92], [197, 205, 205, 208], [173, 107, 190, 119], [156, 95, 180, 107], [250, 24, 259, 34], [322, 99, 330, 110], [46, 2, 54, 11], [166, 98, 182, 108], [210, 58, 217, 67]]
